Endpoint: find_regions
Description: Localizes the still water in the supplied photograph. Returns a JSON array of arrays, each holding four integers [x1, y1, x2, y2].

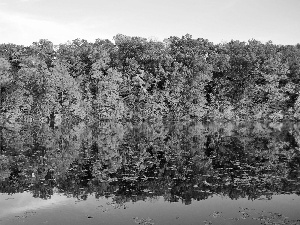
[[0, 121, 300, 225]]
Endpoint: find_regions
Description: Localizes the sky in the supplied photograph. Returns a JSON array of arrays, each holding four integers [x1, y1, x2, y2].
[[0, 0, 299, 46]]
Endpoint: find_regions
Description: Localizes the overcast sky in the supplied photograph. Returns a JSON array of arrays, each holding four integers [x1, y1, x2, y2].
[[0, 0, 299, 46]]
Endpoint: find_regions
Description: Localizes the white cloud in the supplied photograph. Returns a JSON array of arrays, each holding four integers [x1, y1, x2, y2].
[[18, 0, 40, 2], [0, 10, 113, 46]]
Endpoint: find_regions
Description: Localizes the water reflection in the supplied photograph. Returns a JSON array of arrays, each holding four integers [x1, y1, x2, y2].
[[0, 121, 300, 224]]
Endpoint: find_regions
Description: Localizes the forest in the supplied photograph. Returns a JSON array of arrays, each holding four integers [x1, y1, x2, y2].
[[1, 34, 300, 126], [1, 35, 300, 225]]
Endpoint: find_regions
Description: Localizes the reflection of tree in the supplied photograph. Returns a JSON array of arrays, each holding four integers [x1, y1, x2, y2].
[[0, 122, 300, 204]]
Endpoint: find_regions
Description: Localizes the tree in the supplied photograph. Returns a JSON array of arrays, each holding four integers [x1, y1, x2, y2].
[[0, 58, 12, 88], [48, 62, 84, 121], [91, 60, 125, 120], [164, 34, 213, 119]]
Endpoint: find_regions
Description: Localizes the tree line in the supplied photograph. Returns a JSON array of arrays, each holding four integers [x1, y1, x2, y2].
[[1, 34, 300, 124]]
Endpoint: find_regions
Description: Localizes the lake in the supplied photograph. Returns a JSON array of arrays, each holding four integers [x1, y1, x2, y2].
[[0, 121, 300, 225]]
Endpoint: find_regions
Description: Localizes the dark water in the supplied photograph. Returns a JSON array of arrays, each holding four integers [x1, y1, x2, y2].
[[1, 121, 300, 225]]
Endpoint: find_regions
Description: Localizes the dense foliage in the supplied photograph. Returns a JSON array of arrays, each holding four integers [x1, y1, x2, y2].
[[1, 35, 300, 125]]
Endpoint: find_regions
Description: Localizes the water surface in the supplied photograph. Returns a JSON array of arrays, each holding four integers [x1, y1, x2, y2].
[[1, 121, 300, 225]]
